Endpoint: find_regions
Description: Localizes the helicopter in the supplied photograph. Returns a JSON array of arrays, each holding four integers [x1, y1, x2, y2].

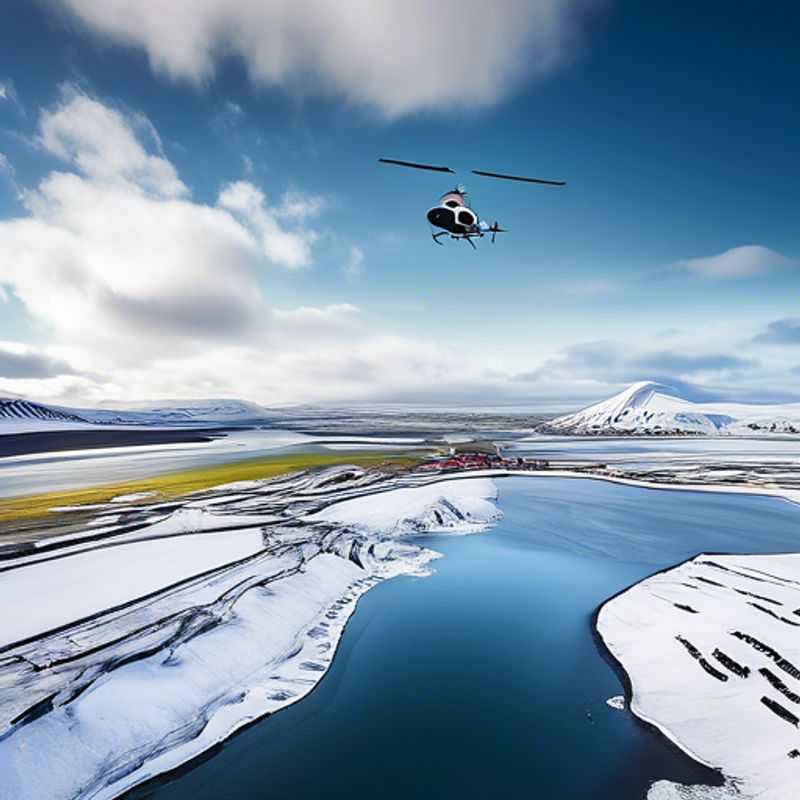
[[379, 158, 566, 249]]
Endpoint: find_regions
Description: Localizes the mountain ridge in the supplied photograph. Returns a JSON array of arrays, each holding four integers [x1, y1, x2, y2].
[[0, 395, 271, 432], [538, 381, 800, 436]]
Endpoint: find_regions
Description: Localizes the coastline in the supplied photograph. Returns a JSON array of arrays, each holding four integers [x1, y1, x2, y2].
[[590, 592, 727, 790], [102, 546, 441, 800], [4, 464, 799, 799], [594, 549, 800, 800], [402, 466, 800, 508], [0, 473, 499, 800]]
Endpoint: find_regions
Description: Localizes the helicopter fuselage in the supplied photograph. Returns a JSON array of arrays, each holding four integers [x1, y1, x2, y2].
[[426, 190, 480, 236]]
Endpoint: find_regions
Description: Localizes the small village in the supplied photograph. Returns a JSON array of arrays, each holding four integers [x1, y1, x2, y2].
[[416, 443, 549, 473]]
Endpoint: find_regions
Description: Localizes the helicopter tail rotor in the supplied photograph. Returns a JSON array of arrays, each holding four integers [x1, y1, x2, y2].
[[488, 221, 507, 243]]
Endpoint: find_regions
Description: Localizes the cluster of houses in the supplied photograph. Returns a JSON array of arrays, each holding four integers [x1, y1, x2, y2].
[[416, 448, 549, 474]]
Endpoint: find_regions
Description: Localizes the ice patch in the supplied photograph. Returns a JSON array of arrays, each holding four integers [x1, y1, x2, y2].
[[606, 695, 625, 710], [110, 491, 156, 503]]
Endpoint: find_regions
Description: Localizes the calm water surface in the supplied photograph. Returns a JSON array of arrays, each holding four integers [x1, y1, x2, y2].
[[512, 435, 800, 465], [129, 477, 800, 800]]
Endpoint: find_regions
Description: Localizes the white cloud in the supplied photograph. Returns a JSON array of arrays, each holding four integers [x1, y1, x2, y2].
[[275, 189, 324, 224], [0, 78, 21, 109], [0, 88, 488, 405], [0, 89, 324, 363], [218, 181, 318, 269], [0, 152, 21, 198], [673, 245, 796, 279], [0, 341, 79, 379], [38, 87, 187, 197], [224, 100, 244, 117], [344, 245, 365, 281], [50, 0, 597, 117]]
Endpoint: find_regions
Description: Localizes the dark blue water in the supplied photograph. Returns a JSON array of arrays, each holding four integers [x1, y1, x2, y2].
[[129, 477, 800, 800]]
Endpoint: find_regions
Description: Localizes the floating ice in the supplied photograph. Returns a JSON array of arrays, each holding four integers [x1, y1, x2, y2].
[[606, 695, 625, 710]]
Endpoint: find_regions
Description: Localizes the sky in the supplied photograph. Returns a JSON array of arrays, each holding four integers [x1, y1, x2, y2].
[[0, 0, 798, 410]]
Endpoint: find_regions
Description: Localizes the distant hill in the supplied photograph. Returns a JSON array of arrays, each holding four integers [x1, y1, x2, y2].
[[537, 381, 800, 436], [0, 396, 271, 433], [0, 398, 88, 426], [72, 398, 271, 425]]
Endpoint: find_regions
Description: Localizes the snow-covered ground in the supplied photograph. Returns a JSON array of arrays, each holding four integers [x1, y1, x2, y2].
[[598, 553, 800, 800], [0, 470, 501, 800], [0, 527, 266, 647], [309, 477, 501, 535], [10, 451, 800, 800], [541, 381, 800, 436]]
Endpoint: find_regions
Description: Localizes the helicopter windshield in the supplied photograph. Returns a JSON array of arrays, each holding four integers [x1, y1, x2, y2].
[[440, 189, 471, 209]]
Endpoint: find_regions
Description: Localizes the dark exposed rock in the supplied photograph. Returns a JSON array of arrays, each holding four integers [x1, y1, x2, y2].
[[676, 635, 728, 682], [732, 632, 800, 681], [712, 649, 750, 678], [760, 668, 800, 704], [761, 696, 800, 727]]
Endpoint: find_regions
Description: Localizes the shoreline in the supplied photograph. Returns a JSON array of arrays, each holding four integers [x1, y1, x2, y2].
[[592, 550, 800, 800], [106, 547, 440, 800], [5, 465, 797, 798], [592, 562, 727, 790], [0, 474, 497, 800], [404, 466, 800, 508], [589, 594, 727, 790]]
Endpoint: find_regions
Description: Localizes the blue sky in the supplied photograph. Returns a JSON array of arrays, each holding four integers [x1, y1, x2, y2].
[[0, 0, 798, 408]]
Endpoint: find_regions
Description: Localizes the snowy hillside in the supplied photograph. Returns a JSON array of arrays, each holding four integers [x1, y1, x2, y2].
[[0, 398, 89, 427], [0, 396, 271, 432], [539, 381, 800, 436], [73, 398, 271, 425]]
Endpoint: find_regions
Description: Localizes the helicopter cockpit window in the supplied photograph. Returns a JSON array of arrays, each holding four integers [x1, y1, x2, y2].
[[458, 210, 476, 226], [444, 200, 459, 209]]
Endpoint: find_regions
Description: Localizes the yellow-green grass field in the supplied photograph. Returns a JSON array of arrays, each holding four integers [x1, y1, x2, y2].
[[0, 450, 422, 524]]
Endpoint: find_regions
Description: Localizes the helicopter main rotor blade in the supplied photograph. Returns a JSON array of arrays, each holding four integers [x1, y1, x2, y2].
[[379, 158, 455, 174], [472, 169, 565, 186]]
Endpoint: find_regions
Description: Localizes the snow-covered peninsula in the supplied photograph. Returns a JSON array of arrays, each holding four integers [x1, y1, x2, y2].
[[0, 469, 501, 800], [597, 552, 800, 800]]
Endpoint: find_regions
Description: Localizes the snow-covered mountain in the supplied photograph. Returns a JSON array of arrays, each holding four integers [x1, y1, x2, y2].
[[0, 396, 271, 432], [539, 381, 800, 436], [0, 398, 89, 427]]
